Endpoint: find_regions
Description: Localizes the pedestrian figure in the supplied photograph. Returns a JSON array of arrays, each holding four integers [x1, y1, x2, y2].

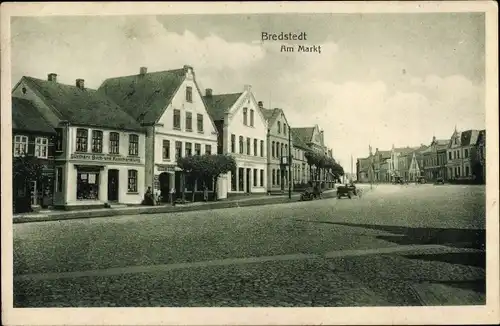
[[170, 187, 176, 206], [203, 184, 209, 202], [154, 188, 161, 205], [144, 186, 154, 206]]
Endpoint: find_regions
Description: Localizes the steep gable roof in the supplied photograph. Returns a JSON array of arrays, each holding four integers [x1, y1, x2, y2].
[[292, 127, 315, 144], [460, 130, 480, 146], [98, 68, 186, 125], [22, 77, 143, 132], [291, 129, 309, 150], [203, 93, 242, 121], [12, 97, 56, 134]]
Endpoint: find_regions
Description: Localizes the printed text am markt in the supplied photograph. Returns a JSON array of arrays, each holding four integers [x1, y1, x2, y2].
[[261, 32, 307, 41], [281, 44, 322, 54]]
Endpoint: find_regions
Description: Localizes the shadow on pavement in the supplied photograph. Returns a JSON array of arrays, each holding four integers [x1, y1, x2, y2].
[[303, 221, 486, 250], [404, 251, 486, 269]]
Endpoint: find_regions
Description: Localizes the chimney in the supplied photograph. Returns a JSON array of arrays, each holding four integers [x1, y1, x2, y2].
[[244, 84, 252, 92], [258, 101, 263, 108], [47, 73, 57, 82], [76, 79, 85, 89], [140, 67, 147, 75], [205, 88, 213, 97]]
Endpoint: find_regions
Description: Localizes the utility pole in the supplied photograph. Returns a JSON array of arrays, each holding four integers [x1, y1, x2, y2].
[[288, 125, 292, 199]]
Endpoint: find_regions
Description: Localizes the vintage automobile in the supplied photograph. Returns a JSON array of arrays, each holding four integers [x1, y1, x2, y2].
[[417, 176, 427, 184], [337, 184, 361, 199], [300, 187, 322, 201], [434, 177, 445, 185]]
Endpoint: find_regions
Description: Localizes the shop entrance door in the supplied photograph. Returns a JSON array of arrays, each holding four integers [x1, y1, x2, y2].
[[108, 169, 119, 202]]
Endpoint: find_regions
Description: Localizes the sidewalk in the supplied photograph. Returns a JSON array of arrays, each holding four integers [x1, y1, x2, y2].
[[13, 189, 338, 224]]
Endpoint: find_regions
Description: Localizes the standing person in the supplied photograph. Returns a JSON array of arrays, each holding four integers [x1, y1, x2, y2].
[[203, 183, 209, 202], [154, 187, 161, 205], [170, 186, 176, 206]]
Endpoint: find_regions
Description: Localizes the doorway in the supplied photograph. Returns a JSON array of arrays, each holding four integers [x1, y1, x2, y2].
[[246, 168, 251, 193], [107, 169, 119, 202], [159, 172, 170, 202]]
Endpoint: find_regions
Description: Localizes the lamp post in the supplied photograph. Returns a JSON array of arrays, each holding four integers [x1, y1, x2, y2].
[[288, 125, 292, 199]]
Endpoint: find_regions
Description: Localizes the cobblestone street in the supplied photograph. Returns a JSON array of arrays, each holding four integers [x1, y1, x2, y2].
[[13, 184, 486, 307]]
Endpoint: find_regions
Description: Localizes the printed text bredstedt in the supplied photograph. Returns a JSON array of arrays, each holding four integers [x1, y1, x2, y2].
[[261, 32, 308, 41]]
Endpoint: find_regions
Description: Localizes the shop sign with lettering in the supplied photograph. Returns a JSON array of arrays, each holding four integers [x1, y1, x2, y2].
[[70, 153, 141, 164], [156, 164, 177, 172]]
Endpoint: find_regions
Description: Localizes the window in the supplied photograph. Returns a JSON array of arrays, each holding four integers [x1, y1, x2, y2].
[[91, 130, 103, 153], [163, 140, 170, 160], [284, 124, 287, 135], [239, 136, 244, 154], [260, 169, 264, 187], [56, 167, 63, 192], [253, 168, 258, 186], [186, 86, 193, 102], [231, 134, 236, 153], [464, 148, 469, 158], [13, 135, 28, 156], [277, 121, 281, 133], [109, 132, 120, 154], [243, 108, 248, 125], [175, 141, 182, 159], [128, 170, 138, 193], [457, 150, 460, 159], [76, 128, 88, 152], [277, 169, 281, 185], [185, 112, 193, 131], [448, 152, 452, 160], [246, 137, 251, 155], [285, 144, 288, 156], [238, 167, 244, 191], [272, 141, 275, 157], [197, 114, 203, 132], [465, 166, 470, 176], [253, 139, 258, 156], [55, 128, 63, 152], [272, 169, 276, 185], [173, 109, 181, 129], [129, 134, 139, 156], [250, 109, 254, 127], [76, 172, 99, 200], [35, 137, 49, 158], [205, 144, 212, 155], [231, 169, 237, 191], [281, 143, 284, 157], [260, 140, 264, 157], [195, 143, 201, 155], [185, 142, 192, 156]]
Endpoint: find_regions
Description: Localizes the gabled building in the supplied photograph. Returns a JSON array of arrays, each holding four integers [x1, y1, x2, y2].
[[291, 128, 311, 186], [292, 125, 327, 184], [98, 66, 220, 200], [422, 136, 449, 181], [356, 157, 372, 183], [261, 105, 293, 192], [12, 97, 56, 213], [372, 148, 391, 182], [12, 74, 146, 209], [446, 128, 481, 181], [204, 85, 268, 194]]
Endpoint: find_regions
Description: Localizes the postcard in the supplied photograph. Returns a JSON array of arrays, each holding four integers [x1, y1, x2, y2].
[[1, 1, 499, 325]]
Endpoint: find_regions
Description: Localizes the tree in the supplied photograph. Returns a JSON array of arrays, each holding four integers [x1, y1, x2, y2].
[[13, 155, 44, 212], [177, 154, 237, 201]]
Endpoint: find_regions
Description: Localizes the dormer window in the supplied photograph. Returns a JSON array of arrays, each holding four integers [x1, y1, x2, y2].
[[243, 108, 248, 125], [186, 86, 193, 102]]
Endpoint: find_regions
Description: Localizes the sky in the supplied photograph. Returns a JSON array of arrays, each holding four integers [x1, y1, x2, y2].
[[10, 13, 486, 170]]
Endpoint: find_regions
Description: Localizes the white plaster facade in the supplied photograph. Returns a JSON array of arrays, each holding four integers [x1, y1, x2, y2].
[[222, 86, 268, 193]]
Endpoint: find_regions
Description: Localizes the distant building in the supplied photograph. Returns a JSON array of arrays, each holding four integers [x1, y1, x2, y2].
[[422, 136, 449, 181], [476, 130, 486, 184], [204, 85, 268, 194], [291, 129, 311, 185], [12, 97, 56, 213], [13, 74, 146, 209], [356, 157, 372, 183], [446, 128, 481, 182]]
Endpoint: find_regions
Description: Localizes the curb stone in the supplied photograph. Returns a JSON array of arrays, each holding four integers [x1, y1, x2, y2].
[[13, 191, 338, 224]]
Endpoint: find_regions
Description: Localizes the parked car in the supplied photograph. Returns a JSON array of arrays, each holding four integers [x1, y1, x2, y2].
[[417, 176, 427, 184], [337, 183, 361, 199], [434, 177, 445, 185]]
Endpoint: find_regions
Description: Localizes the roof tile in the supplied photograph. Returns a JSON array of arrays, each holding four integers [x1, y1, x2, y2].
[[12, 97, 55, 134]]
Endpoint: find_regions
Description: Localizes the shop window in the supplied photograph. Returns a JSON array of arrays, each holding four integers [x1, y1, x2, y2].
[[76, 172, 99, 200], [231, 134, 236, 153], [185, 112, 193, 131], [195, 143, 201, 155], [185, 142, 192, 156], [243, 108, 248, 125], [272, 169, 276, 185], [91, 130, 103, 153], [260, 140, 264, 157], [238, 167, 244, 191], [175, 141, 182, 159], [14, 135, 28, 156], [186, 86, 193, 102], [231, 170, 237, 191], [109, 132, 120, 154], [128, 170, 138, 193], [55, 128, 63, 152], [197, 114, 204, 133], [250, 109, 254, 127], [239, 136, 244, 154], [76, 128, 89, 152], [163, 140, 170, 160], [129, 134, 139, 156], [253, 168, 258, 187], [173, 109, 181, 129], [205, 144, 212, 155], [253, 139, 258, 156], [260, 169, 264, 187]]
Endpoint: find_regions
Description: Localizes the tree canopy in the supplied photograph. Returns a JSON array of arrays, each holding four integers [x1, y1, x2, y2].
[[304, 149, 344, 180], [13, 155, 43, 183]]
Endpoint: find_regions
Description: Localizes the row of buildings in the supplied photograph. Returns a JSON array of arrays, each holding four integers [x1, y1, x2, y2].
[[11, 65, 337, 212], [356, 129, 486, 184]]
